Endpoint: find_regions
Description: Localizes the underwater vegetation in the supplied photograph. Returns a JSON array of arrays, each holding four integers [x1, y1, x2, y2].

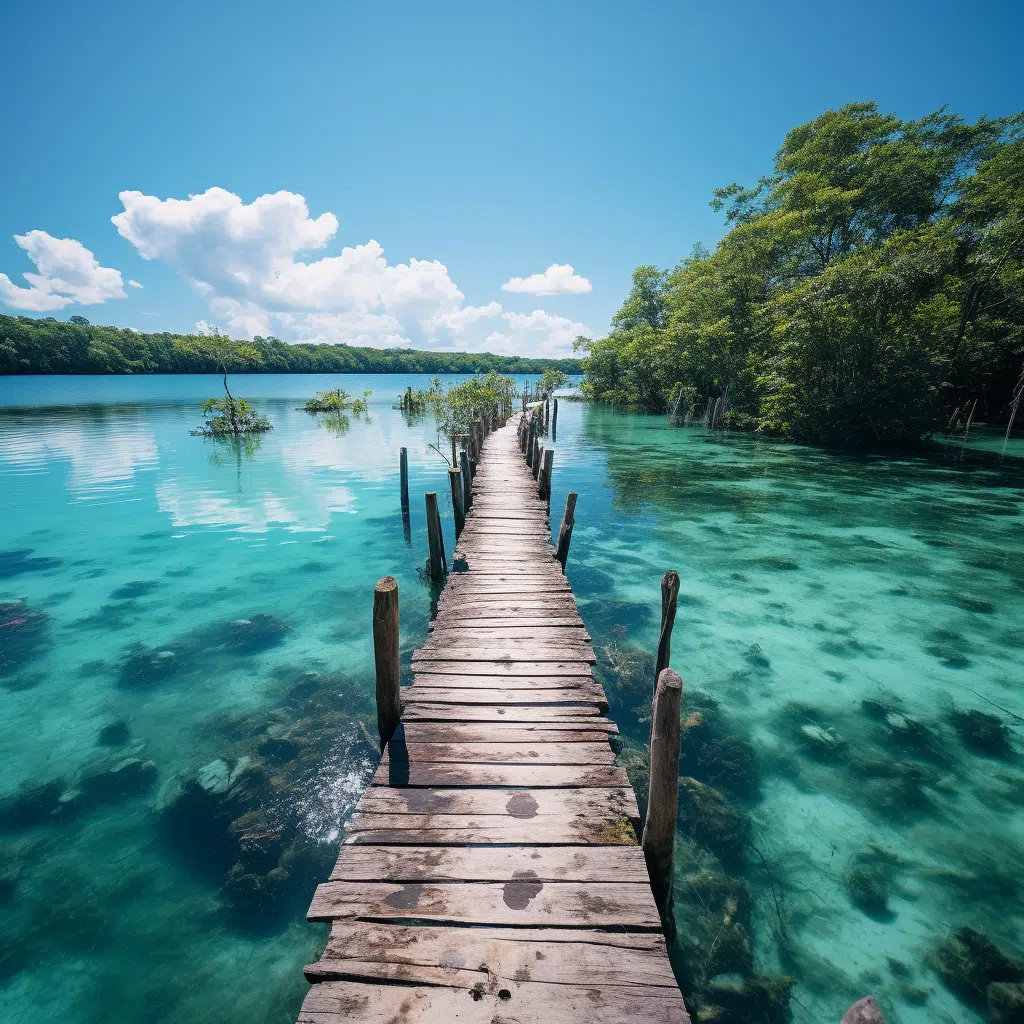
[[0, 597, 49, 678], [157, 670, 374, 931], [118, 612, 290, 687], [0, 548, 62, 578], [928, 927, 1024, 1017]]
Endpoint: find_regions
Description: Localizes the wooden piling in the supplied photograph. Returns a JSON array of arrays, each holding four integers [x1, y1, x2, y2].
[[532, 436, 541, 479], [425, 492, 447, 581], [554, 491, 577, 571], [538, 447, 554, 500], [449, 467, 465, 537], [643, 667, 682, 921], [372, 576, 401, 748], [525, 421, 536, 469], [552, 397, 558, 440], [459, 449, 472, 512], [399, 447, 409, 510], [656, 570, 680, 682]]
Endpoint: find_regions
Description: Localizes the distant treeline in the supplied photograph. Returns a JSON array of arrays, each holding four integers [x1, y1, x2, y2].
[[0, 315, 582, 376], [580, 102, 1024, 445]]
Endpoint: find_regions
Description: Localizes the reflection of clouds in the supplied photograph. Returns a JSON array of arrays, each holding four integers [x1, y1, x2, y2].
[[156, 479, 354, 532], [0, 422, 159, 494]]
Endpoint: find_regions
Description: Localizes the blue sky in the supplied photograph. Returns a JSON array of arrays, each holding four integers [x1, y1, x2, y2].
[[1, 0, 1021, 354]]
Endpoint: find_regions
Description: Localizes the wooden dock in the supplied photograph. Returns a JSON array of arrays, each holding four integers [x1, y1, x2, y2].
[[299, 413, 691, 1023]]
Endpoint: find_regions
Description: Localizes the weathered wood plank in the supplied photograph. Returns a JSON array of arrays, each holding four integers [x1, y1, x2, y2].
[[408, 661, 595, 677], [413, 646, 597, 664], [307, 922, 678, 989], [398, 723, 615, 742], [299, 979, 690, 1024], [380, 741, 616, 765], [351, 787, 637, 819], [400, 703, 612, 724], [371, 761, 628, 788], [402, 687, 606, 707], [307, 880, 661, 927]]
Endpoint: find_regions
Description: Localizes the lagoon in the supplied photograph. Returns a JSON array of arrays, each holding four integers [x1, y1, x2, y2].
[[0, 375, 1021, 1024]]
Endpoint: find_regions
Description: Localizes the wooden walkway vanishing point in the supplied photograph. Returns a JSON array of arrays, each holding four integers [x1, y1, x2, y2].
[[299, 410, 691, 1023]]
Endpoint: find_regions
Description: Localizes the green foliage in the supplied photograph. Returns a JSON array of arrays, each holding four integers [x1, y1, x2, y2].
[[582, 102, 1024, 445], [421, 372, 516, 463], [0, 317, 582, 376], [192, 396, 272, 437], [538, 368, 570, 394]]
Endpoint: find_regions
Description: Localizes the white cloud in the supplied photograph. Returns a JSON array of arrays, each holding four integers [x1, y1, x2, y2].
[[501, 263, 591, 296], [0, 231, 127, 311], [128, 279, 143, 288], [112, 187, 590, 355]]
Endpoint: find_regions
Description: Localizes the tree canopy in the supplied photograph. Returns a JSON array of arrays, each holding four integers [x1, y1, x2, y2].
[[0, 316, 582, 377], [579, 102, 1024, 446]]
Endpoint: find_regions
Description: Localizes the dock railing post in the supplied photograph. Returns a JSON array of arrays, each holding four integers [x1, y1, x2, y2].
[[656, 570, 680, 682], [425, 492, 447, 581], [372, 576, 401, 748], [526, 421, 536, 469], [643, 667, 682, 928], [552, 397, 558, 440], [555, 492, 577, 571], [449, 466, 465, 537], [532, 436, 541, 479], [539, 447, 554, 500], [399, 447, 409, 510], [459, 449, 472, 512]]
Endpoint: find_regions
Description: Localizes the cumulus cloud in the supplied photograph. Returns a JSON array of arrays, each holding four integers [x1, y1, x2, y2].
[[128, 279, 143, 288], [0, 231, 126, 311], [112, 187, 590, 355], [501, 263, 591, 296]]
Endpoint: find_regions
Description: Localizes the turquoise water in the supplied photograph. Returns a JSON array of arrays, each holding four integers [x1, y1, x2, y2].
[[1, 378, 1021, 1024], [549, 409, 1024, 1024]]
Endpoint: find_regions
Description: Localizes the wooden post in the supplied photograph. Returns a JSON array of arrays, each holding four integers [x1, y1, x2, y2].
[[545, 397, 550, 431], [532, 436, 541, 479], [372, 577, 401, 748], [526, 421, 536, 468], [538, 447, 554, 500], [555, 492, 577, 571], [425, 492, 447, 581], [399, 447, 409, 510], [459, 449, 472, 512], [656, 570, 680, 682], [450, 436, 457, 467], [552, 397, 558, 440], [449, 466, 465, 537], [643, 667, 682, 922]]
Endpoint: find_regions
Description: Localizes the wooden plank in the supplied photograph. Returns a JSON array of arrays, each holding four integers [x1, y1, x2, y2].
[[307, 922, 678, 989], [413, 646, 597, 663], [351, 787, 637, 820], [398, 723, 615, 742], [307, 880, 661, 927], [402, 687, 606, 706], [410, 674, 600, 691], [400, 703, 610, 723], [371, 761, 627, 788], [381, 741, 616, 765], [343, 820, 632, 845], [428, 619, 587, 632]]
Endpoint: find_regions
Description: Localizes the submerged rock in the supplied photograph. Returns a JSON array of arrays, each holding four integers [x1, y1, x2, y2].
[[118, 644, 181, 687], [681, 691, 760, 799], [223, 614, 290, 653], [0, 779, 65, 829], [97, 719, 130, 747], [950, 709, 1012, 757], [841, 996, 885, 1023], [928, 927, 1024, 1008], [80, 758, 157, 804], [799, 723, 846, 759]]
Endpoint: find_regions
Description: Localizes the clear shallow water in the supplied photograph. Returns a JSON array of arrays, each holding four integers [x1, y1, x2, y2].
[[1, 379, 1021, 1024], [549, 407, 1024, 1024], [0, 373, 539, 1024]]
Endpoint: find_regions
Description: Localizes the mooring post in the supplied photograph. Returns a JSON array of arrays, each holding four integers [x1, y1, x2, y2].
[[552, 397, 558, 440], [526, 421, 536, 468], [449, 466, 465, 537], [545, 397, 550, 431], [539, 447, 554, 500], [555, 491, 577, 571], [399, 447, 409, 510], [459, 449, 472, 512], [532, 436, 541, 479], [425, 492, 447, 581], [656, 570, 681, 682], [372, 576, 401, 748], [643, 667, 682, 925]]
